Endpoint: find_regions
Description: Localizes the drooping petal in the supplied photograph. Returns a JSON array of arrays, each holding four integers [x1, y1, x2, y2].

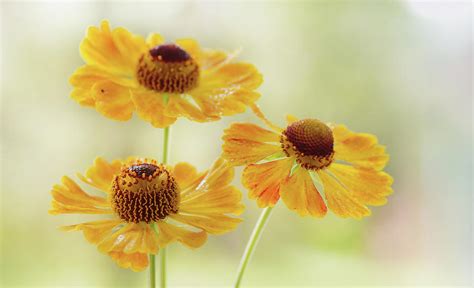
[[108, 251, 149, 272], [61, 219, 123, 244], [97, 223, 159, 255], [156, 221, 207, 249], [80, 20, 146, 75], [222, 123, 282, 166], [280, 168, 327, 217], [171, 158, 243, 235], [69, 65, 135, 108], [332, 124, 389, 170], [242, 157, 294, 207], [328, 163, 393, 206], [188, 62, 263, 118], [130, 88, 177, 128], [91, 80, 134, 121], [49, 176, 112, 215], [317, 170, 371, 219], [77, 157, 122, 194]]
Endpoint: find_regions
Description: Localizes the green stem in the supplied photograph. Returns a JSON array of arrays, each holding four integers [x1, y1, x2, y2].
[[160, 126, 170, 288], [234, 207, 273, 288], [149, 126, 171, 288]]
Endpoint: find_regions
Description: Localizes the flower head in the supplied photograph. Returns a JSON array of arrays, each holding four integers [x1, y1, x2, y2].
[[50, 157, 243, 271], [222, 112, 393, 219], [70, 20, 263, 127]]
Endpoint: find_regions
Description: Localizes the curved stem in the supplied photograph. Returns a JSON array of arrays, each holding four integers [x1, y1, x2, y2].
[[234, 207, 273, 288], [149, 126, 171, 288]]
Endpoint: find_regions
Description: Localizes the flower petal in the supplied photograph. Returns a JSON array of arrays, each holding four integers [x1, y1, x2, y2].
[[222, 123, 282, 166], [333, 124, 389, 170], [328, 163, 393, 206], [317, 170, 371, 219], [69, 65, 134, 108], [146, 33, 165, 48], [242, 157, 294, 207], [97, 223, 159, 255], [91, 80, 134, 121], [165, 95, 219, 122], [156, 221, 207, 249], [61, 219, 123, 244], [130, 88, 177, 128], [80, 20, 146, 75], [280, 168, 327, 217], [172, 162, 202, 191], [108, 251, 149, 272], [77, 157, 122, 194], [171, 158, 243, 234], [175, 38, 201, 63], [49, 176, 112, 215]]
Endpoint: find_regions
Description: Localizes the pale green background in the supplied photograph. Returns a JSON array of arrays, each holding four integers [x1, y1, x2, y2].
[[1, 1, 472, 287]]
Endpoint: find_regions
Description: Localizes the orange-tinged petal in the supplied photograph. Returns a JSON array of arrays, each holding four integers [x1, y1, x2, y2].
[[328, 163, 393, 206], [77, 157, 122, 194], [130, 88, 177, 128], [80, 20, 146, 75], [242, 157, 294, 207], [98, 223, 159, 255], [91, 80, 134, 121], [170, 213, 242, 235], [146, 33, 165, 47], [222, 123, 281, 166], [156, 221, 207, 248], [165, 95, 219, 122], [61, 219, 123, 244], [201, 62, 263, 90], [108, 251, 149, 272], [280, 168, 327, 217], [180, 186, 244, 216], [49, 176, 112, 215], [317, 170, 371, 219], [333, 124, 389, 170]]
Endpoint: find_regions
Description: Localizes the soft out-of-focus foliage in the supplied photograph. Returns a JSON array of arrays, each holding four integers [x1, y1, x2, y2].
[[1, 1, 471, 287]]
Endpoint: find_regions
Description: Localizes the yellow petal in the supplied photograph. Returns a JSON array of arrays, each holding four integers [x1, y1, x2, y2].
[[170, 213, 242, 235], [200, 49, 229, 70], [333, 124, 389, 170], [146, 33, 165, 47], [165, 95, 219, 122], [286, 114, 299, 124], [97, 223, 159, 255], [172, 162, 201, 191], [242, 157, 294, 207], [49, 176, 112, 215], [222, 123, 282, 166], [69, 65, 134, 108], [108, 251, 149, 272], [91, 80, 134, 121], [328, 163, 393, 206], [61, 219, 123, 244], [77, 157, 122, 194], [317, 170, 371, 219], [80, 20, 146, 75], [130, 88, 177, 128], [280, 168, 327, 217], [156, 221, 207, 249]]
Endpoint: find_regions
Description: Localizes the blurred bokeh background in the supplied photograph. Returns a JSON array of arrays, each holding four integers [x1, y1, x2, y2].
[[1, 1, 472, 287]]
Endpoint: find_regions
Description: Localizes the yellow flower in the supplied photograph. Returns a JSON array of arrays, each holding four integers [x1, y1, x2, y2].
[[70, 20, 263, 127], [222, 113, 393, 219], [49, 157, 243, 271]]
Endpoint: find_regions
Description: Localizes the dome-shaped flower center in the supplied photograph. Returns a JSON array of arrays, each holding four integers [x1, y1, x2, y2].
[[111, 162, 179, 223], [281, 119, 335, 170], [136, 44, 199, 93]]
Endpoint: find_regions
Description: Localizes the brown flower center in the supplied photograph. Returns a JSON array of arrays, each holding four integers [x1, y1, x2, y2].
[[111, 161, 179, 223], [136, 44, 199, 93], [281, 119, 334, 170]]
